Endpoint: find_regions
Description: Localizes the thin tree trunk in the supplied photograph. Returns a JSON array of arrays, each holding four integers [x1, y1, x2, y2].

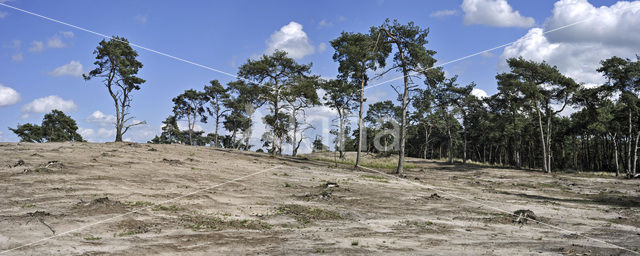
[[634, 131, 639, 175], [546, 114, 552, 173], [628, 110, 633, 174], [534, 100, 548, 173], [396, 51, 409, 175], [356, 77, 365, 166]]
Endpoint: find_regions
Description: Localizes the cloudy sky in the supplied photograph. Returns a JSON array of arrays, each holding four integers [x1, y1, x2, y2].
[[1, 0, 639, 153]]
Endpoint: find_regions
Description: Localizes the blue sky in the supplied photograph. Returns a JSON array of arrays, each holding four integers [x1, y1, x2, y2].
[[1, 0, 638, 153]]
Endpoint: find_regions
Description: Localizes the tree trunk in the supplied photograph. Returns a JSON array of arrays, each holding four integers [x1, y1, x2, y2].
[[356, 77, 365, 167], [513, 109, 521, 168], [187, 105, 193, 146], [396, 50, 409, 175], [462, 123, 467, 164], [271, 85, 280, 155], [338, 109, 345, 159], [628, 110, 633, 174], [534, 100, 548, 173], [546, 113, 552, 173], [447, 125, 453, 163], [634, 131, 639, 175]]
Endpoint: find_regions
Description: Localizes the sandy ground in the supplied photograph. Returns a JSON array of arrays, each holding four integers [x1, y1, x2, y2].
[[0, 142, 639, 255]]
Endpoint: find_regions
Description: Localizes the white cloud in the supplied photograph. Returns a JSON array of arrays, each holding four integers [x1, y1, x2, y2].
[[266, 21, 315, 59], [480, 51, 495, 57], [544, 0, 640, 47], [7, 39, 20, 49], [471, 88, 488, 98], [430, 9, 458, 18], [97, 128, 116, 138], [27, 32, 72, 53], [317, 42, 327, 53], [317, 19, 332, 28], [0, 11, 7, 19], [28, 41, 44, 52], [11, 52, 23, 62], [177, 121, 203, 132], [60, 31, 74, 38], [135, 14, 147, 24], [21, 95, 77, 113], [47, 35, 65, 48], [49, 60, 84, 77], [0, 84, 21, 106], [461, 0, 535, 28], [499, 0, 640, 86], [78, 128, 94, 137], [86, 110, 116, 126]]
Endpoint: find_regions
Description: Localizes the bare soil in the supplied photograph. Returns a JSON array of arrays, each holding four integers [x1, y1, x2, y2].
[[1, 142, 639, 255]]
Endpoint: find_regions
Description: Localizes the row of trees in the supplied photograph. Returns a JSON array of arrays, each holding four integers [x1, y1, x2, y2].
[[16, 19, 637, 177], [146, 19, 639, 177]]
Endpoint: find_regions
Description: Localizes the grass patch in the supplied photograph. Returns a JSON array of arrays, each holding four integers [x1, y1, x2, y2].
[[118, 230, 143, 236], [21, 203, 35, 208], [351, 241, 359, 246], [124, 201, 154, 207], [284, 182, 291, 187], [359, 174, 388, 182], [152, 204, 180, 212], [180, 214, 271, 231], [307, 155, 416, 170], [276, 204, 342, 225], [84, 236, 101, 241]]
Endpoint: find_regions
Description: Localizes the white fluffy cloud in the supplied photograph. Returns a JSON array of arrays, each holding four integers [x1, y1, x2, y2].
[[430, 9, 458, 18], [27, 32, 73, 53], [49, 61, 84, 77], [135, 14, 147, 24], [499, 0, 640, 86], [0, 84, 21, 106], [86, 110, 116, 126], [266, 21, 315, 59], [21, 95, 77, 113], [47, 35, 65, 48], [462, 0, 535, 28], [97, 128, 116, 138], [78, 128, 95, 137], [60, 31, 74, 38], [11, 52, 23, 62], [177, 121, 203, 132], [28, 41, 44, 52], [471, 88, 488, 98]]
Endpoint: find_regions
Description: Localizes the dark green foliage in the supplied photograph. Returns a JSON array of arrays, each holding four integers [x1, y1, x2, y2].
[[376, 18, 437, 174], [204, 80, 230, 147], [322, 79, 358, 157], [172, 89, 209, 145], [9, 123, 44, 143], [10, 110, 83, 143], [237, 50, 311, 155]]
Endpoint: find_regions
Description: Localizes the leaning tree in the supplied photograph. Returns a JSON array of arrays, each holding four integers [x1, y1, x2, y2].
[[83, 36, 146, 142]]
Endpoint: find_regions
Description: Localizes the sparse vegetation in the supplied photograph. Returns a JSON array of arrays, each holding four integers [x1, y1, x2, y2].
[[83, 236, 101, 241]]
